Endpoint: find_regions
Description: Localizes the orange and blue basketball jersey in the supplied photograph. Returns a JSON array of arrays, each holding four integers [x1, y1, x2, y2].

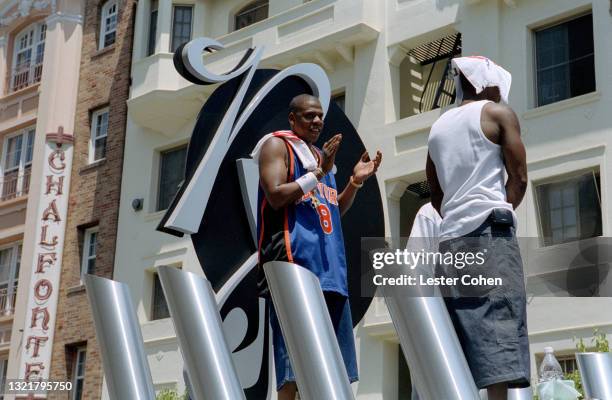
[[257, 132, 348, 297]]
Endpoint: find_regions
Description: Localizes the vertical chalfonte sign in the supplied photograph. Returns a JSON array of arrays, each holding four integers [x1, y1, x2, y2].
[[18, 127, 73, 383]]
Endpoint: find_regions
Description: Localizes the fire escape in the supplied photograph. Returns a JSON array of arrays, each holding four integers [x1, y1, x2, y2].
[[407, 33, 462, 113]]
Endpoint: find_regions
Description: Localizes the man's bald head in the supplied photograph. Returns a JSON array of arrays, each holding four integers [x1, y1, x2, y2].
[[289, 94, 320, 114], [288, 94, 324, 143]]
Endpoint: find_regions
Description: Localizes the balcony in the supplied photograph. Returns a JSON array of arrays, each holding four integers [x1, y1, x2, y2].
[[0, 282, 18, 317], [0, 72, 40, 133], [129, 0, 379, 135], [9, 62, 43, 93], [0, 168, 31, 202]]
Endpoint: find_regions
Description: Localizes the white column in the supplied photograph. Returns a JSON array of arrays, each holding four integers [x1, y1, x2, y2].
[[388, 44, 408, 123], [385, 181, 409, 245], [156, 0, 173, 53], [193, 0, 207, 39], [0, 36, 8, 95], [132, 0, 149, 60], [5, 7, 84, 389]]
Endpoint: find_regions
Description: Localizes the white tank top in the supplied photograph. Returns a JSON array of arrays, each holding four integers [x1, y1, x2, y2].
[[427, 100, 515, 239]]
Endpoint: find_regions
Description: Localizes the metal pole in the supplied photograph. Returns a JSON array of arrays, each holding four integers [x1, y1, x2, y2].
[[508, 386, 533, 400], [384, 281, 480, 400], [577, 352, 612, 400], [84, 275, 156, 400], [157, 266, 245, 400], [264, 261, 355, 400]]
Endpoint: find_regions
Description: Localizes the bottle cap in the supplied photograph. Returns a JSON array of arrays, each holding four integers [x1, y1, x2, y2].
[[544, 346, 554, 353]]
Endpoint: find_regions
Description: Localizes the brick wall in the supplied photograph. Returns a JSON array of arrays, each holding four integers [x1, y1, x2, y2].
[[47, 1, 135, 398]]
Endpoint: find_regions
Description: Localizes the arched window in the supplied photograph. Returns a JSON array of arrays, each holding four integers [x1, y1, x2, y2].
[[234, 0, 268, 31], [99, 0, 118, 49], [10, 22, 46, 92]]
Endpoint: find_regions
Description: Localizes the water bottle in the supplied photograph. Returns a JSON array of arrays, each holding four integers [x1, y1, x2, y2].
[[539, 346, 564, 382]]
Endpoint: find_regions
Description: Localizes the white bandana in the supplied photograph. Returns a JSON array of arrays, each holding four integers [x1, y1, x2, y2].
[[451, 56, 512, 104]]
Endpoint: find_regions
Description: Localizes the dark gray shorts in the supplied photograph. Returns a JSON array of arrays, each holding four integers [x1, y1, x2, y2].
[[437, 214, 531, 389]]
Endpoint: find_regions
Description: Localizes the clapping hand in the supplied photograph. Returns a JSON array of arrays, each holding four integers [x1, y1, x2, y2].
[[321, 134, 342, 173], [352, 150, 382, 184]]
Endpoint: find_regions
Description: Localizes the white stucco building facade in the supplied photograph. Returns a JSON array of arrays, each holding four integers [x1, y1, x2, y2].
[[115, 0, 612, 397]]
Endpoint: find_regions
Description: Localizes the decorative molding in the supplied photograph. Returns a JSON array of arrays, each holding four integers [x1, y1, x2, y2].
[[467, 0, 516, 6], [313, 51, 334, 73], [522, 91, 601, 120], [45, 11, 82, 26], [388, 44, 409, 67], [0, 0, 56, 27], [45, 126, 74, 146], [335, 43, 353, 63], [386, 180, 409, 201], [142, 335, 177, 346]]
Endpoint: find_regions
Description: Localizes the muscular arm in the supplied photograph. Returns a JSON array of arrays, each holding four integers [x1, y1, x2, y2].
[[487, 104, 528, 209], [426, 152, 444, 216], [258, 137, 306, 210]]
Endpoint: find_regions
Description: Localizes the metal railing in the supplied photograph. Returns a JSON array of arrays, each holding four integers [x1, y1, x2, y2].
[[0, 168, 31, 201], [9, 61, 43, 92], [0, 283, 18, 316], [407, 33, 461, 115]]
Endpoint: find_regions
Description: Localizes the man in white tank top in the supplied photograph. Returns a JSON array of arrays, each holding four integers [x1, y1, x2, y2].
[[426, 57, 530, 400]]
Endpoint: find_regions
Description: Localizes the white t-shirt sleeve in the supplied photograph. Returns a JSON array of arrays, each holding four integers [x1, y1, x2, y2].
[[406, 203, 442, 252]]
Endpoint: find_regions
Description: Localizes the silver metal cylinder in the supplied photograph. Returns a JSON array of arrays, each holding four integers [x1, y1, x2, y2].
[[577, 352, 612, 400], [156, 266, 245, 400], [84, 275, 156, 400], [384, 288, 480, 400], [480, 387, 532, 400], [264, 261, 355, 400], [508, 386, 533, 400]]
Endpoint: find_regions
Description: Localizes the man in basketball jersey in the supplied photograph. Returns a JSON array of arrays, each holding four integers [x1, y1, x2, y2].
[[252, 94, 381, 400], [426, 57, 530, 399]]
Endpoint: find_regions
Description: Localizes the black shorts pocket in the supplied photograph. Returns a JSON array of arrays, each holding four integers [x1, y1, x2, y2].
[[489, 290, 521, 344]]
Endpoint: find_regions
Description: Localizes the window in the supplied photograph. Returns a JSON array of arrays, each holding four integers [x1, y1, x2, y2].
[[10, 22, 46, 92], [558, 355, 578, 374], [171, 5, 193, 53], [151, 273, 170, 320], [234, 1, 268, 31], [535, 170, 602, 246], [157, 145, 187, 211], [99, 1, 118, 49], [90, 108, 109, 163], [0, 243, 21, 316], [147, 0, 158, 56], [81, 227, 98, 279], [332, 92, 346, 112], [0, 358, 7, 400], [1, 128, 34, 201], [535, 13, 595, 106], [71, 348, 86, 400]]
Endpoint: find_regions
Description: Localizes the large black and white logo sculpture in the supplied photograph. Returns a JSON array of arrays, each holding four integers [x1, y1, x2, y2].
[[86, 37, 384, 400], [156, 37, 384, 399]]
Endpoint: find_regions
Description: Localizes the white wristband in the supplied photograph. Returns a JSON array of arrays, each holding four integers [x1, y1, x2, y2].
[[296, 172, 318, 194]]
